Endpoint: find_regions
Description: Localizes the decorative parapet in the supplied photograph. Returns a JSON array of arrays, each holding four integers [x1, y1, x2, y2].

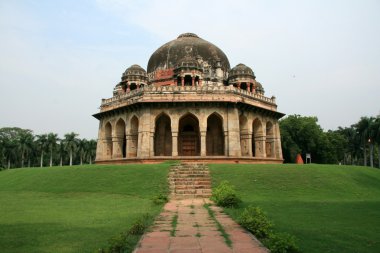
[[99, 85, 277, 112]]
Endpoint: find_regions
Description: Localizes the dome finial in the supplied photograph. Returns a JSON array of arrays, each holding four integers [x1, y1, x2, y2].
[[178, 33, 199, 39]]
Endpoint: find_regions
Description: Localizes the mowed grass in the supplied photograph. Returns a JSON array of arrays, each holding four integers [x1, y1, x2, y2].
[[0, 163, 170, 253], [209, 164, 380, 253]]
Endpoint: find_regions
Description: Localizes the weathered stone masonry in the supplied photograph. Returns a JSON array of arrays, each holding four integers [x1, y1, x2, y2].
[[93, 33, 284, 163]]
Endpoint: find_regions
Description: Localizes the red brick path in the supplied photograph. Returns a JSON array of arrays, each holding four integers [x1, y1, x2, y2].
[[133, 198, 268, 253]]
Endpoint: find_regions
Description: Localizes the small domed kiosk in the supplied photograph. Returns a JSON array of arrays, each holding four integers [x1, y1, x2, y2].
[[93, 33, 284, 163]]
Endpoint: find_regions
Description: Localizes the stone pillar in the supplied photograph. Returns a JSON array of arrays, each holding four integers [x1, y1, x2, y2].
[[254, 136, 266, 158], [127, 82, 130, 92], [137, 108, 151, 158], [237, 82, 241, 89], [173, 78, 177, 86], [192, 76, 195, 86], [181, 76, 184, 87], [112, 137, 122, 159], [274, 123, 283, 159], [224, 130, 228, 156], [172, 131, 178, 156], [247, 132, 253, 156], [126, 134, 137, 157], [149, 132, 155, 157], [227, 106, 241, 156], [200, 131, 206, 156]]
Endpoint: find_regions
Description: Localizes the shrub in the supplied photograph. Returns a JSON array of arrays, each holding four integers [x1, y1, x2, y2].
[[97, 214, 153, 253], [211, 180, 241, 208], [152, 193, 168, 205], [238, 205, 273, 239], [263, 233, 300, 253]]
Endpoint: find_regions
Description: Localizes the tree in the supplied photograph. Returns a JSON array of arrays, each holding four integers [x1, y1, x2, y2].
[[87, 139, 97, 164], [77, 138, 88, 165], [280, 115, 325, 163], [355, 117, 375, 167], [36, 134, 48, 167], [17, 129, 34, 168], [47, 133, 59, 167], [58, 139, 66, 166], [63, 132, 78, 166]]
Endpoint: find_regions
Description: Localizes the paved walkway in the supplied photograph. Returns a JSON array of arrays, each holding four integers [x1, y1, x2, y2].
[[133, 198, 268, 253]]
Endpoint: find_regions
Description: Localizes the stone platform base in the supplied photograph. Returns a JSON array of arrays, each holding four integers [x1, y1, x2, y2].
[[95, 156, 283, 165]]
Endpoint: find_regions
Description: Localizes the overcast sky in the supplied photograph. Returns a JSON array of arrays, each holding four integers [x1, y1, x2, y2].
[[1, 0, 379, 139]]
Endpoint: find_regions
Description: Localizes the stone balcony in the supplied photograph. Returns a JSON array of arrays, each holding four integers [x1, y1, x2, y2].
[[99, 85, 278, 113]]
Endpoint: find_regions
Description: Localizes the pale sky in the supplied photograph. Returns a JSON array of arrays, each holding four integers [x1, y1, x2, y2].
[[1, 0, 379, 139]]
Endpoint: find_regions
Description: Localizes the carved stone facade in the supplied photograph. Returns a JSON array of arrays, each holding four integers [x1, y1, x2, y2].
[[93, 33, 284, 163]]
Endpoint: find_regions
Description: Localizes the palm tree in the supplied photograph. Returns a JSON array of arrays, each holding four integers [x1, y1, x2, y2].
[[374, 116, 380, 168], [87, 139, 97, 164], [58, 139, 65, 166], [36, 134, 48, 167], [17, 130, 34, 168], [3, 138, 17, 169], [77, 138, 88, 165], [47, 133, 59, 167], [63, 132, 78, 166], [355, 117, 372, 166]]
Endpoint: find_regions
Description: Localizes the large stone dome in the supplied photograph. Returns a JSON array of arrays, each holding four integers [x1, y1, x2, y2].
[[147, 33, 230, 74]]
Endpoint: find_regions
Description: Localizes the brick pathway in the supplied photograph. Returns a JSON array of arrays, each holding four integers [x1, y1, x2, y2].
[[133, 198, 268, 253]]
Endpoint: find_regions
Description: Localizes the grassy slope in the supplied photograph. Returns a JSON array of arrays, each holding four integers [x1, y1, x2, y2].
[[209, 164, 380, 253], [0, 164, 170, 253]]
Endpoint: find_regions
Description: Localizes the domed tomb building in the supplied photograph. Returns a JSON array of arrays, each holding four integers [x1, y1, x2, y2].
[[93, 33, 284, 163]]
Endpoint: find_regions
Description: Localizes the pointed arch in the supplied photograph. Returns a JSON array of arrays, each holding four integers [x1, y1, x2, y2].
[[104, 121, 113, 159], [115, 118, 126, 158], [178, 113, 200, 156], [252, 118, 264, 157], [154, 113, 172, 156], [206, 112, 224, 155]]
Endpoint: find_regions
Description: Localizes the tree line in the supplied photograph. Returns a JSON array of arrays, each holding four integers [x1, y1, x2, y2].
[[0, 127, 97, 169], [280, 115, 380, 168]]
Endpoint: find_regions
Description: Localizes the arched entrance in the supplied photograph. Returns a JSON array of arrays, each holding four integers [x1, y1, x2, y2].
[[252, 119, 264, 157], [104, 122, 112, 159], [206, 113, 224, 155], [154, 114, 172, 156], [178, 114, 200, 156], [115, 119, 126, 158]]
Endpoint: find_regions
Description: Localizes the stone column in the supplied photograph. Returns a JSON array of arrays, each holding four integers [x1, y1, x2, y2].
[[172, 131, 178, 156], [127, 82, 130, 92], [199, 79, 203, 86], [274, 123, 283, 159], [112, 137, 122, 159], [192, 76, 195, 86], [224, 130, 228, 156], [247, 132, 253, 156], [237, 82, 241, 89], [149, 132, 155, 157], [227, 106, 241, 156], [200, 131, 206, 156], [126, 134, 137, 157], [181, 76, 184, 87], [254, 136, 266, 158]]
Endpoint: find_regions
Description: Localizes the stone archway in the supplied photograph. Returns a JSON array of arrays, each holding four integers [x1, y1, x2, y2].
[[206, 113, 224, 156], [178, 114, 200, 156], [154, 114, 172, 156], [104, 122, 112, 159], [115, 119, 126, 158]]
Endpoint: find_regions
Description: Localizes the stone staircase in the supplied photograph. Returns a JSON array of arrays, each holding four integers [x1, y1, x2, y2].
[[169, 163, 212, 199]]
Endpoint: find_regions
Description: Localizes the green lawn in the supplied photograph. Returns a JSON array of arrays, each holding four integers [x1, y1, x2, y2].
[[209, 164, 380, 253], [0, 164, 170, 253]]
